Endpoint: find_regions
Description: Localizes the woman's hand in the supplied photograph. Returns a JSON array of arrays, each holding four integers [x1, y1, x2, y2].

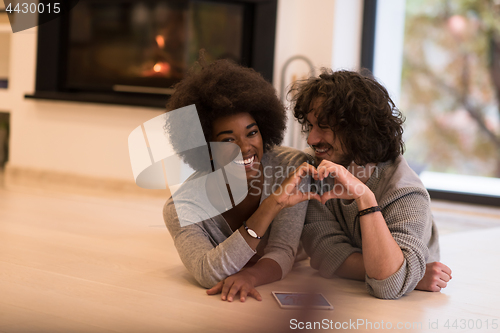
[[316, 160, 370, 204], [270, 162, 321, 209], [206, 271, 262, 302]]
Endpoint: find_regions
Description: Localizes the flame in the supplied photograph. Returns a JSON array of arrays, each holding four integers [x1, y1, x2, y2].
[[152, 62, 171, 75], [156, 35, 165, 49]]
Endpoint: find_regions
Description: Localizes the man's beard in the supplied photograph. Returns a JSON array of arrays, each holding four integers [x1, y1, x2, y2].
[[336, 155, 353, 168]]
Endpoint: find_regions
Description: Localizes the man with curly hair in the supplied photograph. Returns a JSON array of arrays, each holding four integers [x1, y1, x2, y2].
[[292, 70, 452, 299]]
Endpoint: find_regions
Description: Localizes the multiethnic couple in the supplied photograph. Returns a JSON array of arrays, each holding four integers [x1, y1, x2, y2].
[[163, 59, 452, 301]]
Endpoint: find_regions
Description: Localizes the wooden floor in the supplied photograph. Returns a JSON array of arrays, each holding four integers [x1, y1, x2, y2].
[[1, 184, 500, 332]]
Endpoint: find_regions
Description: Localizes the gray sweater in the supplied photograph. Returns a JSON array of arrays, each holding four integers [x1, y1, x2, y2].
[[163, 146, 311, 288], [301, 155, 440, 299]]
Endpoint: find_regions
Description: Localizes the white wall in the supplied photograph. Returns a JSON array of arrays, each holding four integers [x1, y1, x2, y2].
[[274, 0, 335, 150], [274, 0, 336, 95], [2, 27, 165, 182], [0, 0, 365, 184], [276, 0, 364, 149], [331, 0, 364, 71]]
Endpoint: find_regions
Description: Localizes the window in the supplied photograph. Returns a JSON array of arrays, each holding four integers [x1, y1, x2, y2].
[[371, 0, 500, 204]]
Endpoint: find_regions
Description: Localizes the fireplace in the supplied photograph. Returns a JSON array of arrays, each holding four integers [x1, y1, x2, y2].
[[26, 0, 277, 108]]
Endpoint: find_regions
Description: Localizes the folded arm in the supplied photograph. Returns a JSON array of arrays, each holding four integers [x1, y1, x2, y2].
[[164, 201, 256, 288], [301, 200, 362, 278], [361, 189, 433, 299]]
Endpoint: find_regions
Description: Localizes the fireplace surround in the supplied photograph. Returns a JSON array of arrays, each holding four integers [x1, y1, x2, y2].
[[25, 0, 277, 108]]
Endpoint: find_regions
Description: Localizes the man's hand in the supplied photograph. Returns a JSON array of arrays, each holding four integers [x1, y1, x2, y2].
[[316, 160, 369, 204], [206, 271, 262, 302], [415, 262, 452, 292]]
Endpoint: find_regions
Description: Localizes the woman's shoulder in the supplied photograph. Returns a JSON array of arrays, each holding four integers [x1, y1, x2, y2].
[[163, 196, 178, 228], [262, 146, 313, 168], [163, 197, 185, 239]]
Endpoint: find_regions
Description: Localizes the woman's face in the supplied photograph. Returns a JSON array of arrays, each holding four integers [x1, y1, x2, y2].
[[211, 112, 264, 180]]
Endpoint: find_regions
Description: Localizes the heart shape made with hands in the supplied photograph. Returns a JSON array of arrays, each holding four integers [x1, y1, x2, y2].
[[305, 161, 370, 204], [271, 161, 373, 207]]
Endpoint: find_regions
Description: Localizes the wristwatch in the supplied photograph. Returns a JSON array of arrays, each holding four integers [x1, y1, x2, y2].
[[242, 220, 262, 239]]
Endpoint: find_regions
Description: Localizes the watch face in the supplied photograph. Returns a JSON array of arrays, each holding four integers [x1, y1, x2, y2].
[[247, 228, 259, 238]]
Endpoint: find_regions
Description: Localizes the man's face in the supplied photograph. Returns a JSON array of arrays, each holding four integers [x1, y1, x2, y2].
[[306, 98, 351, 167]]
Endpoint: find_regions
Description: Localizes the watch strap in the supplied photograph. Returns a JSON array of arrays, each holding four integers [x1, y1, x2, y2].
[[357, 206, 382, 217]]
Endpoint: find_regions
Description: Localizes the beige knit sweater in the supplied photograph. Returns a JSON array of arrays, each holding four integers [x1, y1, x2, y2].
[[301, 155, 440, 299]]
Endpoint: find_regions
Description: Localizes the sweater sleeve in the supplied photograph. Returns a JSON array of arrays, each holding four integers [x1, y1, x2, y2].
[[365, 188, 431, 299], [257, 146, 314, 279], [301, 200, 362, 278], [163, 199, 256, 289], [260, 199, 308, 279]]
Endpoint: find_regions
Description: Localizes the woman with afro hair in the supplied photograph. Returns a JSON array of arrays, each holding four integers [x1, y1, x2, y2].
[[163, 59, 320, 302]]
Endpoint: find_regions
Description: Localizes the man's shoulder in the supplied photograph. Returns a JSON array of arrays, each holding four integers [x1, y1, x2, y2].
[[385, 155, 425, 188], [374, 155, 429, 203]]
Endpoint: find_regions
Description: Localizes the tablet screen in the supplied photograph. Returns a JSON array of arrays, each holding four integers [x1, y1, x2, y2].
[[274, 292, 332, 307]]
